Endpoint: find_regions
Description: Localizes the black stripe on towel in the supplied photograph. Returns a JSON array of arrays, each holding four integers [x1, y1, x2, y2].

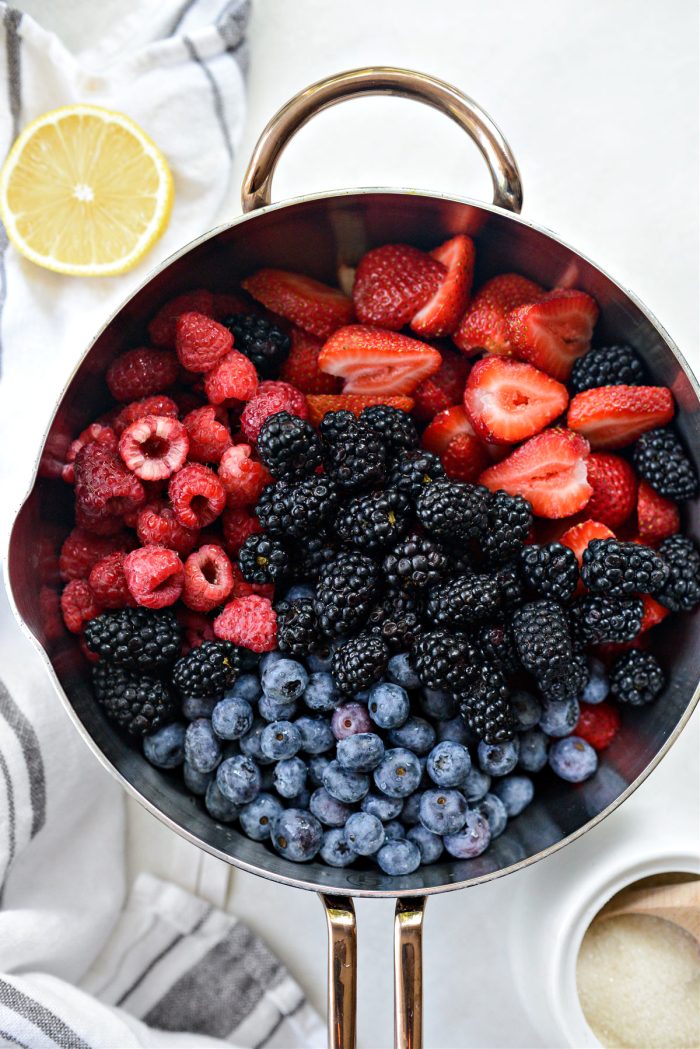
[[252, 994, 306, 1049], [183, 36, 234, 159], [115, 905, 212, 1006], [0, 679, 46, 839], [0, 979, 90, 1049], [0, 748, 16, 902]]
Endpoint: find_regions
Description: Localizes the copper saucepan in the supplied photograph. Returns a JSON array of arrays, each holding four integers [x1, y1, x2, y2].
[[7, 68, 700, 1049]]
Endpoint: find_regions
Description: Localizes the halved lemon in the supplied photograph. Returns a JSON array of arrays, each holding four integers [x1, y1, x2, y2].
[[0, 104, 174, 277]]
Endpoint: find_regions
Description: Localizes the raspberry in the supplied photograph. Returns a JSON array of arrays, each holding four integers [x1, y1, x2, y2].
[[118, 415, 189, 481], [136, 501, 200, 557], [123, 546, 184, 609], [148, 289, 214, 348], [218, 445, 271, 508], [60, 579, 103, 633], [106, 348, 179, 402], [214, 594, 277, 652], [573, 701, 621, 750], [182, 544, 234, 612], [62, 424, 118, 483], [113, 395, 179, 436], [74, 443, 146, 517], [88, 552, 134, 609], [168, 463, 226, 529], [221, 505, 261, 554], [175, 311, 233, 372], [40, 585, 63, 641], [203, 350, 259, 405], [177, 607, 217, 652], [183, 406, 232, 463], [59, 527, 132, 581], [240, 380, 308, 441], [75, 505, 127, 536]]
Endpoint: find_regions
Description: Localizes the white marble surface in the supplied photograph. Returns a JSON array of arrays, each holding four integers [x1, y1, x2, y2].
[[15, 1, 700, 1046]]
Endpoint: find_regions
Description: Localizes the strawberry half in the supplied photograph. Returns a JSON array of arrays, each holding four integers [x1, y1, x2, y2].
[[318, 325, 442, 395], [411, 235, 475, 337], [559, 519, 615, 567], [453, 273, 543, 356], [640, 594, 670, 633], [423, 404, 490, 483], [352, 244, 444, 329], [574, 702, 621, 751], [242, 269, 353, 340], [279, 327, 342, 395], [567, 385, 674, 448], [507, 289, 599, 380], [637, 480, 680, 545], [412, 347, 469, 422], [479, 428, 591, 518], [305, 393, 415, 427], [463, 356, 568, 445], [584, 453, 637, 528]]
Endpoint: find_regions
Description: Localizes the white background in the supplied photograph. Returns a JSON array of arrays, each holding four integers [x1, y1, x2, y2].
[[12, 1, 700, 1046]]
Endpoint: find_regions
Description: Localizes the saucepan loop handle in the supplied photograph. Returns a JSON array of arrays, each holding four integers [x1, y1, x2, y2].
[[241, 66, 523, 214]]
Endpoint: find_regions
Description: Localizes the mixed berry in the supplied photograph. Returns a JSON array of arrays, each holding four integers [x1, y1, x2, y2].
[[54, 233, 699, 875]]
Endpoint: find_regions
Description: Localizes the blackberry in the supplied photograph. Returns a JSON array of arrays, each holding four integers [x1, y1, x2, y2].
[[457, 665, 515, 744], [172, 640, 241, 698], [256, 476, 339, 538], [367, 591, 422, 651], [289, 532, 338, 581], [382, 534, 447, 592], [238, 532, 289, 583], [571, 595, 644, 644], [335, 489, 411, 552], [417, 479, 490, 544], [512, 599, 578, 699], [256, 412, 322, 479], [410, 630, 470, 690], [426, 573, 501, 629], [92, 663, 176, 736], [520, 543, 579, 602], [388, 449, 445, 501], [655, 534, 700, 612], [569, 344, 647, 394], [332, 634, 389, 694], [491, 561, 524, 613], [581, 538, 669, 596], [276, 599, 320, 656], [84, 608, 181, 672], [482, 490, 532, 565], [633, 428, 698, 501], [610, 649, 665, 706], [320, 410, 387, 490], [359, 405, 418, 457], [475, 623, 520, 674], [221, 313, 290, 378], [314, 551, 380, 636]]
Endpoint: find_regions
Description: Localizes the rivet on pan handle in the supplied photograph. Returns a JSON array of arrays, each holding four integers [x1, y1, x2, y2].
[[241, 66, 523, 214]]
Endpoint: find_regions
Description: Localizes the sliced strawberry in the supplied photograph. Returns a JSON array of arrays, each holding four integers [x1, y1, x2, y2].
[[279, 327, 342, 395], [412, 347, 469, 422], [640, 594, 670, 633], [463, 357, 568, 445], [584, 453, 637, 528], [242, 269, 353, 339], [352, 244, 444, 329], [559, 519, 615, 567], [411, 235, 475, 337], [479, 428, 591, 518], [507, 289, 599, 380], [423, 405, 491, 483], [318, 325, 442, 395], [567, 385, 674, 448], [422, 404, 473, 454], [305, 393, 415, 427], [637, 480, 680, 545], [453, 273, 543, 356]]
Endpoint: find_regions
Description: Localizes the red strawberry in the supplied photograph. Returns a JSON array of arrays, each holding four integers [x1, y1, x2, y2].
[[559, 519, 615, 567], [584, 453, 637, 528], [453, 273, 543, 356], [640, 594, 670, 633], [279, 327, 342, 395], [318, 325, 442, 395], [305, 394, 415, 427], [480, 428, 591, 518], [242, 269, 353, 339], [352, 244, 444, 329], [507, 289, 599, 380], [567, 385, 674, 448], [463, 357, 568, 445], [573, 702, 621, 750], [637, 480, 680, 545], [412, 348, 469, 422], [410, 235, 475, 337], [423, 405, 491, 483]]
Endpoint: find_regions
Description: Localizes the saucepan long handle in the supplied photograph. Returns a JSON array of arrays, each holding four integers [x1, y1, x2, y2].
[[241, 66, 522, 214]]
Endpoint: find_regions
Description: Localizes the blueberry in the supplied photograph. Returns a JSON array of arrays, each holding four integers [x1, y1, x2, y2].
[[419, 688, 457, 720], [387, 653, 421, 690], [284, 583, 315, 601], [228, 673, 262, 703], [303, 672, 339, 712], [185, 718, 222, 773], [548, 736, 598, 782], [376, 838, 421, 876], [398, 791, 423, 826], [306, 646, 334, 674], [295, 716, 335, 755], [373, 748, 422, 798], [539, 697, 580, 738], [239, 792, 283, 841], [309, 787, 352, 827], [460, 766, 491, 803], [518, 728, 549, 773], [323, 760, 370, 804], [383, 820, 406, 841], [183, 760, 213, 796], [205, 779, 241, 822], [470, 793, 508, 838], [353, 688, 370, 704], [216, 754, 262, 804], [510, 690, 542, 732], [212, 696, 254, 741], [582, 657, 609, 704], [321, 828, 358, 867], [344, 811, 385, 856], [419, 789, 467, 835], [336, 732, 385, 772], [261, 658, 308, 701], [407, 824, 444, 864], [367, 683, 410, 729], [492, 774, 534, 817], [331, 702, 372, 740], [240, 717, 275, 765], [143, 722, 186, 768], [182, 695, 218, 720], [477, 738, 519, 777], [260, 720, 302, 760], [273, 756, 307, 798], [443, 810, 491, 859], [271, 808, 322, 862], [259, 650, 286, 675], [426, 741, 471, 787], [436, 716, 471, 745], [362, 793, 404, 822], [388, 716, 436, 755], [258, 694, 298, 722], [308, 754, 332, 787]]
